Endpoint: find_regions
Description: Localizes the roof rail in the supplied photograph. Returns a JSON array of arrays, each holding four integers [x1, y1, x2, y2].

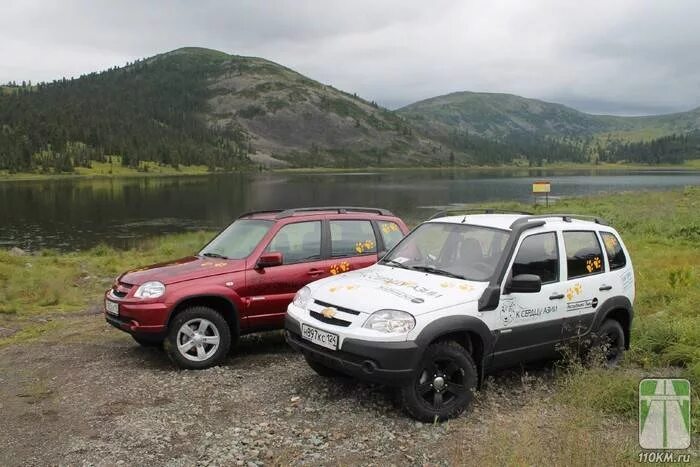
[[237, 209, 285, 219], [428, 208, 533, 221], [274, 206, 394, 219], [509, 214, 607, 228]]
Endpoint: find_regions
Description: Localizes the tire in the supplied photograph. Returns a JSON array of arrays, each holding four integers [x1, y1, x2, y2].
[[590, 319, 625, 367], [132, 334, 163, 347], [304, 354, 345, 377], [164, 306, 231, 370], [400, 340, 478, 422]]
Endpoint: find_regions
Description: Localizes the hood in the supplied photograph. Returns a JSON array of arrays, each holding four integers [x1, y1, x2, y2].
[[309, 264, 487, 316], [119, 256, 246, 286]]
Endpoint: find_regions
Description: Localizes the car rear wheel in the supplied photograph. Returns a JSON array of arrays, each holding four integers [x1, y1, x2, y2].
[[400, 340, 478, 422], [304, 354, 345, 377], [591, 319, 625, 367], [132, 334, 163, 347], [164, 306, 231, 369]]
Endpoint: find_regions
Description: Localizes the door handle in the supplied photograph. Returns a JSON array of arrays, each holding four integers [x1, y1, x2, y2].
[[549, 293, 565, 300], [599, 285, 613, 291], [307, 268, 323, 276]]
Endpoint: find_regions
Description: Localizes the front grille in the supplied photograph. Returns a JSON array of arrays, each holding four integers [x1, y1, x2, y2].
[[313, 299, 360, 316], [112, 282, 133, 298], [310, 311, 352, 327]]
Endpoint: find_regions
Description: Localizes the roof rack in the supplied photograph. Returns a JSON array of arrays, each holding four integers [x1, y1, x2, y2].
[[237, 209, 285, 219], [274, 206, 394, 219], [510, 214, 607, 228], [428, 208, 533, 221]]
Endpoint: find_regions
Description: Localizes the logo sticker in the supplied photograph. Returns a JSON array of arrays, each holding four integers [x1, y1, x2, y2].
[[639, 378, 691, 449], [321, 307, 337, 319]]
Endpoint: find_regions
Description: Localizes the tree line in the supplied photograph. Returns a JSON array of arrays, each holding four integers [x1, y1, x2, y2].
[[0, 53, 251, 173]]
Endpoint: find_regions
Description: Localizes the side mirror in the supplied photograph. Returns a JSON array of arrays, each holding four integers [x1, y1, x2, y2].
[[256, 251, 283, 268], [505, 274, 542, 294]]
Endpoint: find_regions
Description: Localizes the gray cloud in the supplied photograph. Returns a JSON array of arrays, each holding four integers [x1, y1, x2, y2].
[[1, 0, 699, 115]]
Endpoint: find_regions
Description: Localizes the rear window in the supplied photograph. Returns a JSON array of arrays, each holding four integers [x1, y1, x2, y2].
[[330, 220, 377, 257], [600, 232, 627, 270], [378, 221, 404, 250], [563, 231, 604, 279]]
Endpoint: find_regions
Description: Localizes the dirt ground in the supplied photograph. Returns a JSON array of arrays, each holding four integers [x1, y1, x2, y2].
[[1, 312, 641, 466]]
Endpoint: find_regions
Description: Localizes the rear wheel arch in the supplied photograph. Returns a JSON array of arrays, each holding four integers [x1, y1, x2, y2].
[[601, 307, 632, 350], [592, 296, 633, 350]]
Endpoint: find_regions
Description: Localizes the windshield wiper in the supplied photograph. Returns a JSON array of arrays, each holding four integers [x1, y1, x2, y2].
[[201, 252, 229, 260], [411, 265, 466, 280], [380, 259, 411, 269]]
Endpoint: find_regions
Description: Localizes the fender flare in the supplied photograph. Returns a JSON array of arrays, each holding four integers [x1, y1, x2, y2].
[[590, 295, 634, 348], [414, 315, 496, 385], [167, 288, 243, 334]]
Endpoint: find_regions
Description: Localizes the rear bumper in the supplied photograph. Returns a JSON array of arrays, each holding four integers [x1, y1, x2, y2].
[[104, 292, 169, 336], [284, 314, 420, 386]]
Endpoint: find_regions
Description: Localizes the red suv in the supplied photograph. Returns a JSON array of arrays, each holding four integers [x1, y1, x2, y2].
[[104, 207, 408, 369]]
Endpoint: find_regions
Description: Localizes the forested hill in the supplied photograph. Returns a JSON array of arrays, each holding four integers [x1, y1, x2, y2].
[[0, 47, 446, 172], [398, 91, 700, 140], [397, 91, 700, 165], [1, 48, 699, 172]]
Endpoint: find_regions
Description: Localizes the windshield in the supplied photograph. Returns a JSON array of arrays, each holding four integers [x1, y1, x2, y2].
[[381, 222, 510, 282], [199, 219, 273, 259]]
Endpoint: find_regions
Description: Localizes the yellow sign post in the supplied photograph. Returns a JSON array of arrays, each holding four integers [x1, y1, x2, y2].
[[532, 180, 551, 207]]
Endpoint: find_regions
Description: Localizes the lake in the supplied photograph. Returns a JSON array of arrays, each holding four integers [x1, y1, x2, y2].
[[1, 168, 699, 251]]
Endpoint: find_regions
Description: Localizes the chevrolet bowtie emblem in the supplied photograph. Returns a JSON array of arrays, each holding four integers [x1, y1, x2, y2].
[[321, 307, 337, 319]]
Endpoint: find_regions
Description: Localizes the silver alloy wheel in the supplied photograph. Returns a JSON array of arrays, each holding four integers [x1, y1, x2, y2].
[[176, 318, 220, 362]]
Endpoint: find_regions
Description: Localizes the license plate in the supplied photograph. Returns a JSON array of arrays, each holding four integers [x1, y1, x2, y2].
[[105, 299, 119, 316], [301, 324, 338, 350]]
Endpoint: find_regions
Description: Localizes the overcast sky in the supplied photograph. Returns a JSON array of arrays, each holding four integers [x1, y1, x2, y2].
[[1, 0, 699, 115]]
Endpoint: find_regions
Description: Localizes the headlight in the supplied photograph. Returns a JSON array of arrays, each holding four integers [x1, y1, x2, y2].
[[292, 286, 312, 309], [133, 281, 165, 299], [363, 309, 415, 333]]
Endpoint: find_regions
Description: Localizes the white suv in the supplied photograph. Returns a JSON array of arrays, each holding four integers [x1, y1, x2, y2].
[[285, 211, 635, 421]]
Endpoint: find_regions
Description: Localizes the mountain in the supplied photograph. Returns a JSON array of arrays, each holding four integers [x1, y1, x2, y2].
[[1, 48, 699, 173], [0, 47, 449, 172], [398, 91, 700, 141]]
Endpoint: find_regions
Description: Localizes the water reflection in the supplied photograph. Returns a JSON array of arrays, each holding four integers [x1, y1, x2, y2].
[[1, 169, 698, 251]]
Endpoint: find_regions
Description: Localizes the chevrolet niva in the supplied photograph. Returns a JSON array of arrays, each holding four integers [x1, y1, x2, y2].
[[104, 207, 408, 369], [286, 211, 635, 421]]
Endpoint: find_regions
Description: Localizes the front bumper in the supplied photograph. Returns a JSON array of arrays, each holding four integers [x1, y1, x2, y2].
[[104, 291, 169, 336], [285, 314, 421, 386]]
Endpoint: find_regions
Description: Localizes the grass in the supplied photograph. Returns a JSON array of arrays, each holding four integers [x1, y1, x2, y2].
[[0, 156, 211, 181], [0, 231, 214, 346]]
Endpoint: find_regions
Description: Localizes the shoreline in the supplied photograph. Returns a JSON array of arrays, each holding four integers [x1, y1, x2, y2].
[[2, 159, 699, 181]]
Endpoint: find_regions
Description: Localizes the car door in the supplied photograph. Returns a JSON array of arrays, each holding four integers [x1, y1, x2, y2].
[[327, 219, 380, 275], [490, 230, 566, 369], [560, 230, 607, 341], [244, 220, 331, 329]]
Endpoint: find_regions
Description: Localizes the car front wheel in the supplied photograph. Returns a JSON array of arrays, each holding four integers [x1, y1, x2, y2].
[[164, 306, 231, 369], [400, 340, 478, 422]]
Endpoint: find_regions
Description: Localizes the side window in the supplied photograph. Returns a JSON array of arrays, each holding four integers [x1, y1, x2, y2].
[[267, 221, 321, 264], [600, 232, 627, 270], [563, 231, 604, 279], [330, 220, 377, 257], [378, 221, 403, 250], [512, 232, 559, 283]]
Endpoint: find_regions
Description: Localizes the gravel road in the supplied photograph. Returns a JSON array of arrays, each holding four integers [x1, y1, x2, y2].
[[0, 313, 636, 466]]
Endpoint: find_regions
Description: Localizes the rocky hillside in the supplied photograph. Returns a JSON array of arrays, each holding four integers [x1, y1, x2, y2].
[[0, 47, 450, 171]]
